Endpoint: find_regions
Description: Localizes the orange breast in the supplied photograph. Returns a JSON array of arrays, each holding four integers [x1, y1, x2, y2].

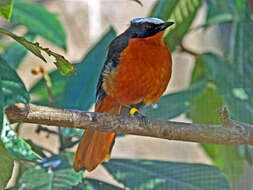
[[103, 31, 172, 106]]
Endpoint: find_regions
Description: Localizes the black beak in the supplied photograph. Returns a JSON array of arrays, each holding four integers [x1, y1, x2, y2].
[[157, 22, 174, 31]]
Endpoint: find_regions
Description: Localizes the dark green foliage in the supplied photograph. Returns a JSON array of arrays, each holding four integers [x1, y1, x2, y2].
[[103, 159, 230, 190], [12, 0, 67, 50]]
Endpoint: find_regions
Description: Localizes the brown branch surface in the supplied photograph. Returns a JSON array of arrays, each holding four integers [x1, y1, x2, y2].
[[5, 103, 253, 145]]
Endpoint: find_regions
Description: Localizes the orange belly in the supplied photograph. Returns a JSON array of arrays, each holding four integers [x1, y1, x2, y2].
[[103, 32, 172, 106]]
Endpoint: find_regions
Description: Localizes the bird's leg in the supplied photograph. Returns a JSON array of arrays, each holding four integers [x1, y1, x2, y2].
[[122, 105, 149, 126]]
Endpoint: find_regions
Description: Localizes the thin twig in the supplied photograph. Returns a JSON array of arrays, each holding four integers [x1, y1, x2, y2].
[[5, 103, 253, 146], [35, 125, 58, 136], [32, 67, 65, 151]]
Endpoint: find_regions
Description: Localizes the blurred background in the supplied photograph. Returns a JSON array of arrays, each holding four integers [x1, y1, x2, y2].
[[1, 0, 253, 189]]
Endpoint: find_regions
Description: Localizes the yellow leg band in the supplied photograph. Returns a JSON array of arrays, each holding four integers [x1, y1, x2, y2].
[[129, 107, 139, 115]]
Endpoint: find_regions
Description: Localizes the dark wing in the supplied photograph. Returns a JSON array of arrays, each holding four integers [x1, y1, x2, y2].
[[95, 30, 131, 106], [95, 59, 114, 106]]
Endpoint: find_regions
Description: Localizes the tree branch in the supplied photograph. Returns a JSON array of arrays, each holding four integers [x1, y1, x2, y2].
[[5, 103, 253, 146]]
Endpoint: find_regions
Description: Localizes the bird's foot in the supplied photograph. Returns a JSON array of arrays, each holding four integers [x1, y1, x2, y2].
[[129, 107, 149, 127]]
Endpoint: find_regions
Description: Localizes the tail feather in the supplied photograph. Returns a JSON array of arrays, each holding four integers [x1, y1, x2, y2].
[[73, 96, 121, 172]]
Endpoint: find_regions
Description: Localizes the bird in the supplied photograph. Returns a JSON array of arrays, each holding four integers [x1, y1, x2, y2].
[[73, 17, 174, 172]]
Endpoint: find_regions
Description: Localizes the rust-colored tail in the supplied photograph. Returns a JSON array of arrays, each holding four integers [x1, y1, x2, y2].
[[73, 96, 121, 172]]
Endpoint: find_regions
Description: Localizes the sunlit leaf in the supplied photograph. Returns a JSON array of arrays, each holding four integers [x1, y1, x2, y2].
[[103, 159, 230, 190], [188, 85, 223, 124], [149, 0, 202, 52], [0, 28, 75, 76], [12, 0, 67, 49], [42, 47, 76, 76], [164, 0, 203, 52], [0, 0, 12, 20]]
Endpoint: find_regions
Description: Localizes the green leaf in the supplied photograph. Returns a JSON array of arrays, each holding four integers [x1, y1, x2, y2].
[[103, 159, 230, 190], [3, 33, 36, 69], [205, 0, 250, 26], [188, 84, 223, 124], [206, 13, 233, 26], [72, 178, 123, 190], [149, 0, 178, 20], [63, 27, 116, 110], [0, 28, 75, 76], [202, 144, 244, 186], [202, 53, 253, 124], [206, 0, 253, 79], [1, 115, 39, 161], [190, 56, 206, 83], [229, 22, 253, 78], [0, 55, 29, 107], [141, 79, 205, 120], [12, 1, 67, 49], [188, 56, 245, 185], [204, 1, 253, 128], [42, 47, 76, 76], [149, 0, 202, 52], [0, 0, 13, 20], [164, 0, 203, 52], [0, 55, 39, 161], [16, 152, 83, 190], [0, 141, 14, 190]]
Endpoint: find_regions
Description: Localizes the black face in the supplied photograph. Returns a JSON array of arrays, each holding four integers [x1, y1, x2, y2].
[[129, 21, 174, 38]]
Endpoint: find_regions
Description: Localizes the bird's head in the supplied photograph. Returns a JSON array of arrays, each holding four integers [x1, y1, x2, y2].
[[129, 17, 174, 38]]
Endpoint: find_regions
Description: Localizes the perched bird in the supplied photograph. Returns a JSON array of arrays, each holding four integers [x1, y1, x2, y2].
[[74, 17, 174, 172]]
